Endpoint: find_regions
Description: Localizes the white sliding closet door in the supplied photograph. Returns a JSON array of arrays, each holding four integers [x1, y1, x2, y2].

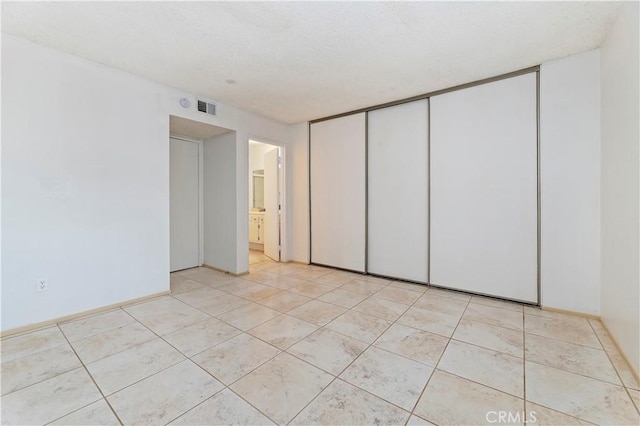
[[310, 113, 366, 272], [430, 73, 538, 303], [368, 100, 429, 283]]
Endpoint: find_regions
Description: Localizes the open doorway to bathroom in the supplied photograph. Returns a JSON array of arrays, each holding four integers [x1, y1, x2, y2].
[[248, 140, 284, 264]]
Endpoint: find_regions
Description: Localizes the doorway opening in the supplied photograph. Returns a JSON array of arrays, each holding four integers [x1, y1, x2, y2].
[[169, 115, 233, 273], [248, 140, 284, 264]]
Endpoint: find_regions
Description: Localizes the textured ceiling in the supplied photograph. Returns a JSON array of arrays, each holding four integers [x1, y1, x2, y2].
[[2, 2, 621, 124]]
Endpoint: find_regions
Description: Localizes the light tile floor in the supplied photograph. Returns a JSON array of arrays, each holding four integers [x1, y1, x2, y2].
[[2, 254, 639, 425]]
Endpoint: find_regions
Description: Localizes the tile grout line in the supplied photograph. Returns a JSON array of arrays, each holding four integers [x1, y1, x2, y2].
[[167, 273, 449, 424], [53, 324, 125, 426], [405, 294, 472, 426], [282, 291, 413, 425], [7, 265, 627, 425], [587, 319, 640, 416], [86, 302, 277, 425]]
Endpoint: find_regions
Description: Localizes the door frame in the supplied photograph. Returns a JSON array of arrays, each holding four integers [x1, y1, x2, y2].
[[170, 134, 204, 267], [247, 139, 287, 263]]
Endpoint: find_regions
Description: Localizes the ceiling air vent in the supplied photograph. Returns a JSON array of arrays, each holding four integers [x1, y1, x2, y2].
[[197, 99, 216, 116]]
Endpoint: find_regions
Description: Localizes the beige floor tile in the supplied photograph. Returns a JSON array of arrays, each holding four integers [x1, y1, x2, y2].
[[50, 399, 119, 426], [329, 270, 366, 281], [374, 286, 422, 305], [71, 322, 156, 364], [340, 346, 433, 410], [163, 317, 241, 357], [59, 309, 134, 342], [318, 288, 369, 308], [231, 352, 333, 424], [196, 293, 249, 316], [353, 296, 409, 321], [248, 315, 318, 349], [190, 271, 239, 287], [1, 326, 68, 363], [262, 262, 308, 275], [311, 271, 357, 286], [258, 274, 308, 290], [107, 360, 223, 425], [172, 287, 226, 307], [289, 282, 335, 298], [288, 328, 367, 375], [525, 333, 619, 384], [257, 291, 311, 312], [290, 379, 409, 425], [176, 267, 213, 278], [286, 268, 332, 281], [1, 343, 81, 395], [249, 261, 278, 272], [215, 278, 255, 293], [86, 338, 184, 395], [524, 306, 590, 325], [397, 306, 461, 338], [287, 300, 347, 326], [407, 414, 436, 425], [325, 310, 392, 344], [414, 292, 468, 316], [629, 388, 640, 412], [453, 318, 523, 357], [340, 279, 387, 295], [524, 314, 601, 349], [0, 368, 102, 425], [388, 281, 429, 293], [172, 388, 275, 425], [6, 260, 638, 426], [526, 361, 639, 425], [170, 273, 188, 284], [191, 333, 280, 385], [215, 303, 281, 330], [525, 402, 594, 425], [170, 278, 205, 294], [124, 296, 210, 335], [464, 303, 524, 331], [414, 370, 524, 426], [249, 251, 271, 264], [438, 340, 524, 397], [243, 270, 281, 285], [608, 349, 640, 390], [588, 318, 618, 352], [357, 274, 393, 285], [373, 323, 448, 367], [471, 295, 524, 312], [227, 283, 281, 302], [427, 287, 472, 302]]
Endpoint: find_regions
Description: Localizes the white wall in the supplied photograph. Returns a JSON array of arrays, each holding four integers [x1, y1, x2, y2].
[[600, 2, 640, 374], [540, 50, 601, 314], [1, 34, 292, 331], [2, 35, 169, 330], [203, 132, 237, 272]]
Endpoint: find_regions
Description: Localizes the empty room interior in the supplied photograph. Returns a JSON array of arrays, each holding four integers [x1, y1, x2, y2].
[[1, 2, 639, 426]]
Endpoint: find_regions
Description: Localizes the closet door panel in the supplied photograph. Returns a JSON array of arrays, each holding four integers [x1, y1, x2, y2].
[[310, 113, 366, 272], [430, 73, 538, 302], [368, 100, 429, 283]]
